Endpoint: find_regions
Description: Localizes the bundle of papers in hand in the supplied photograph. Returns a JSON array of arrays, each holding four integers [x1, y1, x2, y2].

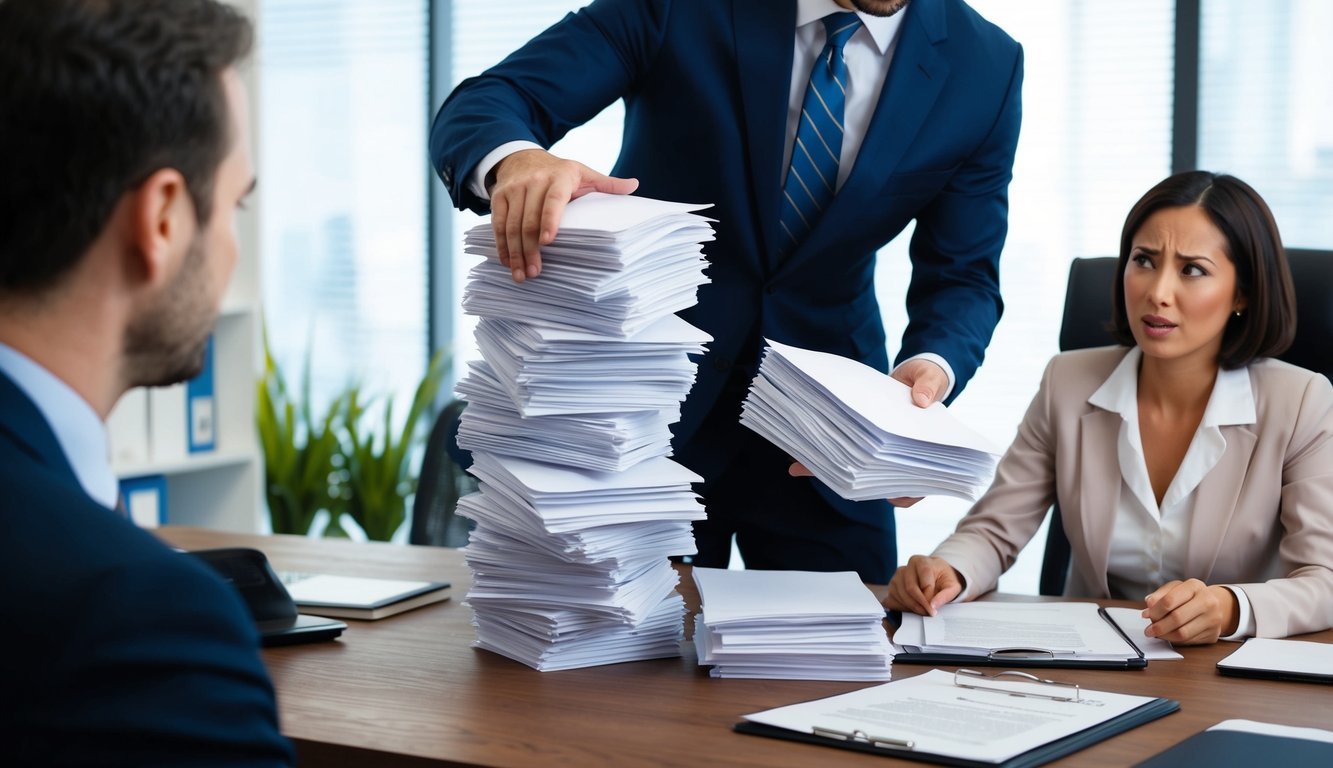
[[740, 339, 1002, 501], [461, 192, 713, 337], [693, 567, 893, 681], [456, 192, 714, 671]]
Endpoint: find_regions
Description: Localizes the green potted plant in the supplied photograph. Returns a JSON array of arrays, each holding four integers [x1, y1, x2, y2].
[[342, 349, 450, 542], [255, 340, 348, 536]]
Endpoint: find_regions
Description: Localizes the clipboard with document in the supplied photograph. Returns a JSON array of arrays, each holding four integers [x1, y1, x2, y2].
[[736, 668, 1178, 767], [891, 601, 1148, 670]]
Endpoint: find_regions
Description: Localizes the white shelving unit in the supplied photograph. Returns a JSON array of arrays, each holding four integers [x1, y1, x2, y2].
[[109, 0, 265, 532]]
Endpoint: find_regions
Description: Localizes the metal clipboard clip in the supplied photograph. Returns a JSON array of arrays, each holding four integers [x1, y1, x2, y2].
[[811, 726, 916, 751], [986, 646, 1057, 660], [954, 668, 1104, 706]]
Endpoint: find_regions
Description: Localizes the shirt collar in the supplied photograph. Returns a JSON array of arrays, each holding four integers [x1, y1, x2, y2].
[[1088, 346, 1258, 427], [0, 341, 119, 510], [798, 0, 907, 55]]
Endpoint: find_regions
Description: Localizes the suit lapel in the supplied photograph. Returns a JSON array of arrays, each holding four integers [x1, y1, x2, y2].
[[733, 0, 797, 267], [0, 369, 80, 484], [781, 0, 949, 276], [1186, 425, 1258, 579], [1076, 410, 1122, 596]]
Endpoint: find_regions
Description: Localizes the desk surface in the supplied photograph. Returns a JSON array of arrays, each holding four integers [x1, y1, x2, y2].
[[160, 527, 1333, 768]]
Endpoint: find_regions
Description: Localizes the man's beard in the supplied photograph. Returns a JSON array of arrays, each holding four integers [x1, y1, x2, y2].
[[848, 0, 910, 17], [123, 234, 216, 388]]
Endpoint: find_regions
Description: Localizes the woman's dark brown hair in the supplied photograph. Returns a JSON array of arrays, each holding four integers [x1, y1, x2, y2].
[[1110, 171, 1296, 369]]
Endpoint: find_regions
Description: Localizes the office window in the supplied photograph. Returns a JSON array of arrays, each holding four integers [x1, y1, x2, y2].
[[1198, 0, 1333, 248], [439, 1, 1174, 592], [259, 0, 429, 412], [447, 1, 625, 370]]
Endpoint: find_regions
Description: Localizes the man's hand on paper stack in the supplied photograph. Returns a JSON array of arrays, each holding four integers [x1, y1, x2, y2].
[[489, 148, 638, 283], [890, 358, 949, 409]]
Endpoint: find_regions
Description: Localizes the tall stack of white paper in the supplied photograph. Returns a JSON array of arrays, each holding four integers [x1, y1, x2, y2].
[[456, 192, 714, 671], [741, 339, 1003, 502], [693, 567, 893, 681]]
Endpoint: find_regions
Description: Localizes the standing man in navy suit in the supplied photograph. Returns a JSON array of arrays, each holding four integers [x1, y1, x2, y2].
[[432, 0, 1023, 583], [0, 1, 293, 764]]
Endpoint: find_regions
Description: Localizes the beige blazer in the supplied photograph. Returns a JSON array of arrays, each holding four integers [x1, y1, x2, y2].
[[933, 346, 1333, 638]]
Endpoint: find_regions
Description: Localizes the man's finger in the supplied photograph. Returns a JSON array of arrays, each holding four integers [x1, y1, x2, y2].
[[503, 192, 528, 282], [520, 182, 547, 278], [912, 381, 937, 408], [491, 193, 512, 269]]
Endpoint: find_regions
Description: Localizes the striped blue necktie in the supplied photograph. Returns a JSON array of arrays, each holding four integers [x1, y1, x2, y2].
[[778, 12, 861, 258]]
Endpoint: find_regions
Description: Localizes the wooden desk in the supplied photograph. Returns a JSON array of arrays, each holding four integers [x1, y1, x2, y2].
[[159, 527, 1333, 767]]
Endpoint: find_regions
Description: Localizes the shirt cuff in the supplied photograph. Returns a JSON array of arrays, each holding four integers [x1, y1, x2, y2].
[[469, 140, 545, 200], [894, 353, 956, 402], [1220, 585, 1257, 641]]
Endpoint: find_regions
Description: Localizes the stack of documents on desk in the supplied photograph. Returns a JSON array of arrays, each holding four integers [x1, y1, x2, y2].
[[462, 454, 704, 624], [472, 314, 709, 416], [740, 340, 1002, 502], [461, 192, 713, 337], [456, 193, 714, 671], [693, 568, 893, 681], [455, 361, 679, 471]]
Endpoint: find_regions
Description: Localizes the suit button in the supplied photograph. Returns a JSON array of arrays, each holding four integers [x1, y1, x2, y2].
[[712, 357, 731, 372], [765, 284, 777, 296]]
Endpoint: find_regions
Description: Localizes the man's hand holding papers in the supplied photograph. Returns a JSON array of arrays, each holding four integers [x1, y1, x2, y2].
[[741, 340, 1001, 503]]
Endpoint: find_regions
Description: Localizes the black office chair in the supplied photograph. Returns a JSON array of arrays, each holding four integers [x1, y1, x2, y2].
[[409, 398, 477, 548], [1039, 250, 1333, 595]]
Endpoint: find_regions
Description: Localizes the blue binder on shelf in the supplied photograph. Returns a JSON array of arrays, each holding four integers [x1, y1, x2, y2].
[[119, 475, 167, 527], [186, 335, 216, 453]]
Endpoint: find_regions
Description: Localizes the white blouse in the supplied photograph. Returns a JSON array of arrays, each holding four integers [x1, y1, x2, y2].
[[1089, 348, 1260, 640]]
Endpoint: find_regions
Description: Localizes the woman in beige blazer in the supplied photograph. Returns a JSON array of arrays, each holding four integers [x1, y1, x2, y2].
[[886, 171, 1333, 643]]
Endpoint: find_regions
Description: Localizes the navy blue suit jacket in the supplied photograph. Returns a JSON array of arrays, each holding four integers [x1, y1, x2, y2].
[[0, 373, 293, 766], [432, 0, 1021, 534]]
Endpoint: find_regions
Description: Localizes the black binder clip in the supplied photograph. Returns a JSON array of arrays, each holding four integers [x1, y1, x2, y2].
[[954, 668, 1103, 706]]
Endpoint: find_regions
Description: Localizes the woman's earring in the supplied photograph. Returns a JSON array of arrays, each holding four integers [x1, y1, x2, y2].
[[1233, 310, 1243, 318]]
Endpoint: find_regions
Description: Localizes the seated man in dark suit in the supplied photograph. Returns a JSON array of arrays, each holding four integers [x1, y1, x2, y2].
[[0, 1, 293, 764]]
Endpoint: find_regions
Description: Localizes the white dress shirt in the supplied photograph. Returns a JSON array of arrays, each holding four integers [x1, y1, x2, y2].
[[0, 341, 119, 510], [1088, 347, 1259, 640]]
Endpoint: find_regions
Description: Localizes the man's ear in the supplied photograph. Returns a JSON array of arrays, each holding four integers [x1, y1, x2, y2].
[[127, 168, 194, 287]]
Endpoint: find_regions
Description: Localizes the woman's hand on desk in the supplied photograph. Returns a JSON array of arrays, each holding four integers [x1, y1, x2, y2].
[[1141, 579, 1240, 645], [884, 555, 965, 616]]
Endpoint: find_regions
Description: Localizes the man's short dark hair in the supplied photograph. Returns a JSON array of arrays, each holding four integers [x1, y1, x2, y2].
[[1110, 170, 1297, 369], [0, 0, 253, 293]]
